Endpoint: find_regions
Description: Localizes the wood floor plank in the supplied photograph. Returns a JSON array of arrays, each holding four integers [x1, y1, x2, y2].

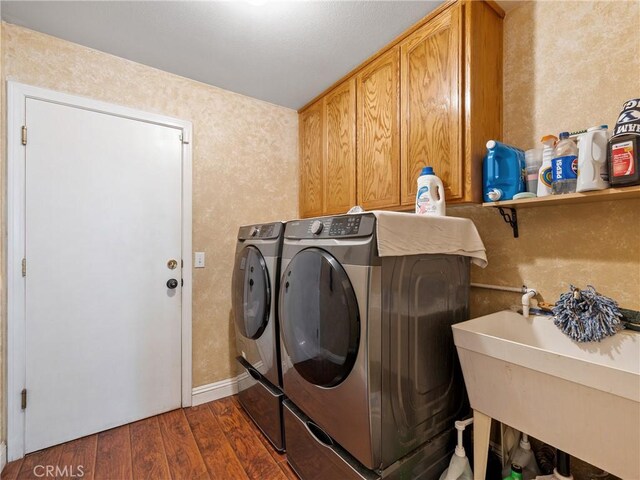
[[229, 395, 287, 464], [130, 416, 171, 480], [209, 398, 287, 480], [57, 435, 97, 480], [94, 425, 132, 480], [158, 409, 209, 480], [17, 444, 64, 480], [8, 397, 293, 480], [1, 459, 24, 480], [184, 405, 249, 480]]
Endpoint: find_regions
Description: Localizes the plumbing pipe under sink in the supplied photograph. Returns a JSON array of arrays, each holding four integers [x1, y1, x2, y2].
[[470, 283, 537, 317]]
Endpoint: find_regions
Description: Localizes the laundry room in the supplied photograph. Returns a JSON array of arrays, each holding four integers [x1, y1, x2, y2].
[[0, 1, 638, 480]]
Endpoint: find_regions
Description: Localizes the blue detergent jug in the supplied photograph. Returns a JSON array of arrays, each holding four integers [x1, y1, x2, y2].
[[483, 140, 526, 202]]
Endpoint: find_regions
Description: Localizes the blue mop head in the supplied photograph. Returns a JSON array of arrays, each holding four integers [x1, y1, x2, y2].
[[552, 285, 624, 342]]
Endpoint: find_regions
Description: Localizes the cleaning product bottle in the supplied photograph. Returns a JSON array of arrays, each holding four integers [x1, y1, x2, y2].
[[576, 125, 610, 192], [537, 135, 556, 197], [416, 167, 446, 216], [551, 132, 578, 194], [524, 148, 543, 194], [483, 140, 526, 202], [608, 98, 640, 186], [439, 418, 473, 480], [502, 433, 541, 480], [504, 464, 524, 480]]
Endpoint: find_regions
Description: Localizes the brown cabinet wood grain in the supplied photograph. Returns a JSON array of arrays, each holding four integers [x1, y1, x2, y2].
[[356, 47, 400, 210], [297, 1, 504, 217], [299, 100, 324, 217], [400, 4, 461, 206], [324, 79, 357, 215]]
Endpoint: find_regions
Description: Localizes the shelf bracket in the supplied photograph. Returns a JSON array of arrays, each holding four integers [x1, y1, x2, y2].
[[497, 207, 518, 238]]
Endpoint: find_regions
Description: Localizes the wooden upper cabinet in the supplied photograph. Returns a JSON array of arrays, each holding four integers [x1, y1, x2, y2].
[[356, 47, 400, 210], [297, 1, 503, 215], [324, 79, 357, 215], [299, 100, 324, 217], [400, 4, 461, 206]]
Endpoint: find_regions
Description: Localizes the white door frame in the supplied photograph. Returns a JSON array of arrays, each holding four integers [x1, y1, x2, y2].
[[6, 81, 193, 461]]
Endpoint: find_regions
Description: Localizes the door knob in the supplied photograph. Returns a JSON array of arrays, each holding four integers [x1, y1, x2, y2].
[[166, 279, 179, 289]]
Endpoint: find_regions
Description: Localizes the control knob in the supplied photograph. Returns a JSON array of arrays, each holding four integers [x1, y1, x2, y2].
[[250, 226, 259, 237], [310, 220, 323, 235]]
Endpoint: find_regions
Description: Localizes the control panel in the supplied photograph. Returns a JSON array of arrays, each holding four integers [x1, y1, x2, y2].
[[285, 214, 375, 239], [238, 222, 283, 241], [328, 216, 361, 236]]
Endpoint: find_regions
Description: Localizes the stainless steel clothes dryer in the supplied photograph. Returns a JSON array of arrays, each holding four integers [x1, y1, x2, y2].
[[232, 222, 284, 451], [279, 213, 470, 473]]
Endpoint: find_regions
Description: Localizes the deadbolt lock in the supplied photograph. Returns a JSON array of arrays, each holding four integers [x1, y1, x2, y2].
[[167, 259, 178, 270]]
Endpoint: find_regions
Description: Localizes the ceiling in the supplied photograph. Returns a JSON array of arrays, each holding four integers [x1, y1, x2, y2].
[[1, 1, 443, 109]]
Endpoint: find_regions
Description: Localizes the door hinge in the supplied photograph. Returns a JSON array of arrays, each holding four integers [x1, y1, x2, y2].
[[21, 126, 27, 145], [181, 259, 184, 268], [21, 389, 27, 410], [179, 134, 189, 145], [22, 258, 26, 277], [181, 279, 184, 287]]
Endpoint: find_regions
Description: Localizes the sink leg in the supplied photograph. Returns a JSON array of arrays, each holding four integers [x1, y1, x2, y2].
[[473, 410, 492, 480]]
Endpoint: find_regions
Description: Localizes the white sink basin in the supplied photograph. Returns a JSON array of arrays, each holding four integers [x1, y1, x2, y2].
[[452, 310, 640, 479]]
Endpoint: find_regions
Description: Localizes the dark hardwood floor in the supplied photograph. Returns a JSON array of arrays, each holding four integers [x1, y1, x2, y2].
[[2, 396, 298, 480]]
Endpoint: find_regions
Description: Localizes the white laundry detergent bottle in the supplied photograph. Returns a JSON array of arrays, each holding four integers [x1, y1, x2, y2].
[[576, 125, 610, 192], [502, 433, 541, 480], [537, 135, 556, 197], [439, 418, 473, 480], [416, 166, 446, 216]]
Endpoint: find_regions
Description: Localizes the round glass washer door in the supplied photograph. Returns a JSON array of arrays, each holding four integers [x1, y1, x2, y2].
[[232, 246, 271, 340], [279, 247, 360, 388]]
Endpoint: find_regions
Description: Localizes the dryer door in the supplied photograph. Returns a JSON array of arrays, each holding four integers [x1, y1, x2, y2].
[[280, 248, 360, 388], [233, 245, 271, 340]]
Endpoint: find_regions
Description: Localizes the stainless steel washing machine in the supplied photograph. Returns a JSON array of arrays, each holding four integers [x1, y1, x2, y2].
[[232, 222, 284, 451], [279, 213, 470, 474]]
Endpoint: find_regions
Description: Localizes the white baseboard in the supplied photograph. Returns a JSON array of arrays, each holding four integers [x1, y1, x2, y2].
[[191, 376, 240, 406], [0, 442, 7, 472]]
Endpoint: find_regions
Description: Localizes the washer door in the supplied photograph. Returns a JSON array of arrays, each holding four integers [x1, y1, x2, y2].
[[280, 248, 360, 388], [233, 246, 271, 340]]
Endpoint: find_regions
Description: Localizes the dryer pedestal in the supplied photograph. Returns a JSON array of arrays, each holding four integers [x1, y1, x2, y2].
[[284, 399, 455, 480], [237, 357, 284, 452]]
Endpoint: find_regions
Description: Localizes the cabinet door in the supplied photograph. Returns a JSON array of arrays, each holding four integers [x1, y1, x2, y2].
[[400, 4, 462, 206], [323, 79, 357, 215], [299, 100, 324, 217], [357, 47, 400, 210]]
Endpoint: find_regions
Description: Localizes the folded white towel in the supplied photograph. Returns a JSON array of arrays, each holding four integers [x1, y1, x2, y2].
[[369, 210, 488, 268]]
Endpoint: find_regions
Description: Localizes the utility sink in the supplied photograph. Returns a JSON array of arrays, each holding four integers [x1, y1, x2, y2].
[[452, 310, 640, 480]]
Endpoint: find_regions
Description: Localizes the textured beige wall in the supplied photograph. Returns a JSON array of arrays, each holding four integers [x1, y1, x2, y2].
[[0, 23, 299, 392], [450, 0, 640, 315]]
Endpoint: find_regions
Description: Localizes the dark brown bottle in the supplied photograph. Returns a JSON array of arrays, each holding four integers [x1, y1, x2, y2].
[[608, 98, 640, 186]]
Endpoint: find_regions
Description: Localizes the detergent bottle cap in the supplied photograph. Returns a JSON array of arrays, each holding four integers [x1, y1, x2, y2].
[[519, 435, 531, 450], [420, 166, 434, 176], [487, 188, 502, 202], [558, 131, 570, 140]]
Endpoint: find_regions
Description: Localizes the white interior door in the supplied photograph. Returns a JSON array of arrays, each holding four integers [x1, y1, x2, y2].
[[23, 97, 184, 453]]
